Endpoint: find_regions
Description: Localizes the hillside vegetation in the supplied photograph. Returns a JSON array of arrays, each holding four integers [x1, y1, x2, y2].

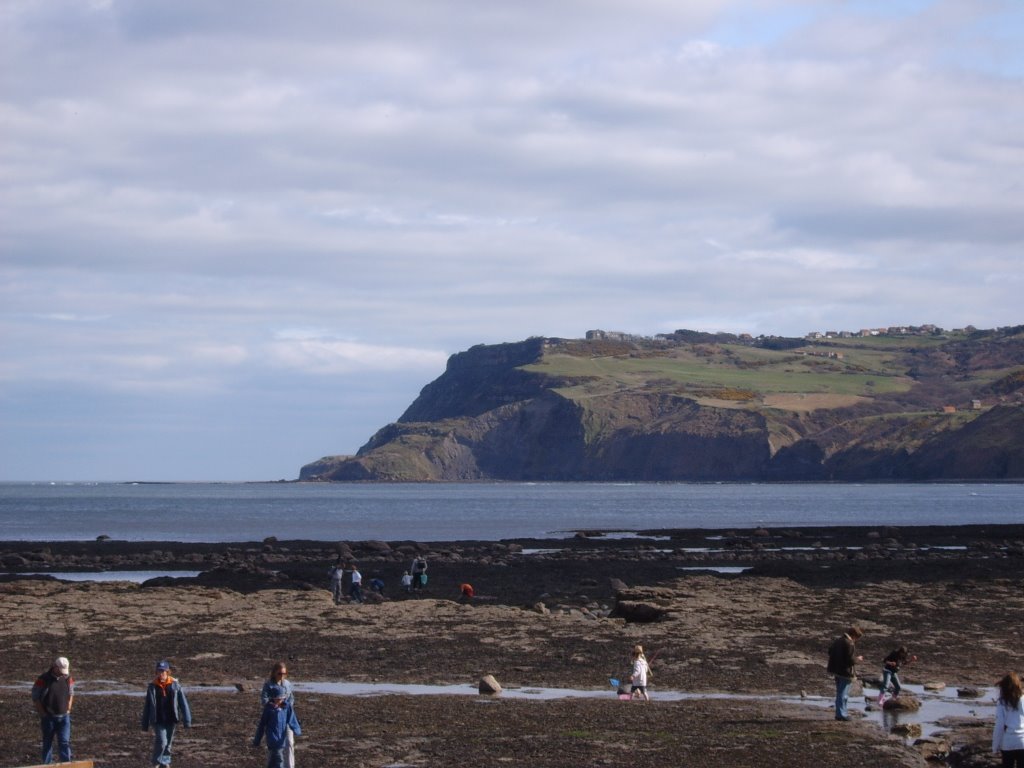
[[300, 326, 1024, 482]]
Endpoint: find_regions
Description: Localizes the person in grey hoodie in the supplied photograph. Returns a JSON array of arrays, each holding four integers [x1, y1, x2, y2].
[[141, 660, 192, 767]]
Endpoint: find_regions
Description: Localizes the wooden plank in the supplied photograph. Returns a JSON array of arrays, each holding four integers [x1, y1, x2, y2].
[[18, 761, 94, 768]]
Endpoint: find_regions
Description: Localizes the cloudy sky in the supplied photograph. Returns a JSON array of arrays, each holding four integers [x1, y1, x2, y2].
[[2, 0, 1022, 481]]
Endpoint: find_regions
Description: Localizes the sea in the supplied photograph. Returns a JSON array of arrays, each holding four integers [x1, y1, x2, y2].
[[0, 481, 1021, 543]]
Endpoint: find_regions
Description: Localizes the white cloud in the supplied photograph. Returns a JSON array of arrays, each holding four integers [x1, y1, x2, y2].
[[265, 336, 448, 376], [1, 0, 1021, 479]]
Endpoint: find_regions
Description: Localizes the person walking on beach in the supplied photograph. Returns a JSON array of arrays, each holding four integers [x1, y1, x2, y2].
[[141, 660, 192, 767], [31, 655, 74, 764], [254, 683, 302, 768], [877, 645, 916, 705], [329, 561, 344, 604], [993, 672, 1024, 767], [630, 645, 651, 702], [827, 625, 864, 721], [261, 662, 296, 768], [401, 570, 413, 593], [348, 564, 364, 603], [411, 556, 427, 590]]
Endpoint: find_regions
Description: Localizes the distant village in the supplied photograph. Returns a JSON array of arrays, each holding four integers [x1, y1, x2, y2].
[[803, 324, 979, 340], [585, 323, 984, 344]]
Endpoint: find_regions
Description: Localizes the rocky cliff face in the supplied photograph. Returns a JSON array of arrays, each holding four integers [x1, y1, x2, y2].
[[300, 390, 774, 481], [300, 330, 1024, 482], [398, 338, 550, 422]]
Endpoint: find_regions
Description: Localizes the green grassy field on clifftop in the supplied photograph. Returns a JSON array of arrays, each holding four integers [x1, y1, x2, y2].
[[524, 341, 915, 408]]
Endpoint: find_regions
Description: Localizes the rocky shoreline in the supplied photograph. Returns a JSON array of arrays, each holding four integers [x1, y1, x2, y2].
[[1, 525, 1021, 767], [4, 522, 1023, 592]]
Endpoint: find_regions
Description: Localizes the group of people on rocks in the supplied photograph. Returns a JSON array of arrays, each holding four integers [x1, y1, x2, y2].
[[328, 561, 364, 604], [326, 556, 489, 607], [329, 556, 432, 604], [827, 625, 1024, 766], [30, 656, 300, 768]]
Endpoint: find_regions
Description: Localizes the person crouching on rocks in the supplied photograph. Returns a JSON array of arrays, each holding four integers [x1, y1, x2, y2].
[[458, 583, 474, 604], [630, 645, 651, 702], [141, 660, 192, 767], [255, 684, 302, 768]]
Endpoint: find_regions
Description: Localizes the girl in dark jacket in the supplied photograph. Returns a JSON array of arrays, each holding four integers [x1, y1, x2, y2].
[[877, 645, 916, 704]]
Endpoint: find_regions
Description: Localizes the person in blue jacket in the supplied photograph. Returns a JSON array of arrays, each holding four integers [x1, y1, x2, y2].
[[260, 662, 296, 768], [141, 660, 192, 767], [255, 684, 302, 768]]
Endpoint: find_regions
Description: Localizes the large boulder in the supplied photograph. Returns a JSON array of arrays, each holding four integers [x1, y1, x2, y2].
[[357, 540, 392, 554], [1, 554, 29, 568], [478, 675, 502, 695], [609, 600, 670, 623], [883, 695, 921, 712], [914, 736, 951, 761], [609, 578, 629, 594], [890, 723, 922, 738]]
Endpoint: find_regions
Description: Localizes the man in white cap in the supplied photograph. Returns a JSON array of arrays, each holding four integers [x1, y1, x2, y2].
[[31, 656, 74, 763]]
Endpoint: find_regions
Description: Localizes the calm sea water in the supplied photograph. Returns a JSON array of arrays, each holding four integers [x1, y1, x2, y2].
[[0, 482, 1020, 542]]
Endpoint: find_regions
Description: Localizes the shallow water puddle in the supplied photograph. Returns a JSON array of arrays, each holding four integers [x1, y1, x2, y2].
[[677, 566, 752, 573], [293, 681, 999, 742], [518, 548, 565, 555], [859, 684, 996, 740], [550, 531, 673, 541], [293, 680, 817, 703], [12, 570, 202, 582], [1, 680, 995, 741]]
